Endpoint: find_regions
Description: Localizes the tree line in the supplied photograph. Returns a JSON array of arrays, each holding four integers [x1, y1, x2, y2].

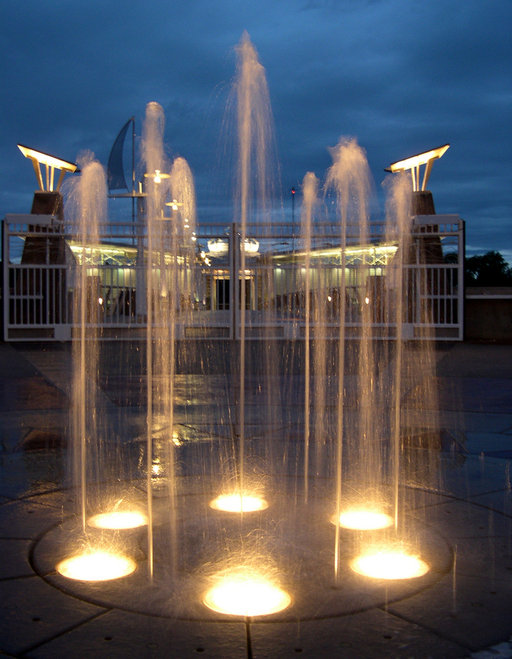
[[464, 251, 512, 287]]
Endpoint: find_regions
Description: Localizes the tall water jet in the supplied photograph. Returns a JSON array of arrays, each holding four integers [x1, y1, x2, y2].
[[68, 154, 107, 530], [202, 33, 293, 615], [325, 138, 380, 579], [165, 155, 197, 572], [348, 167, 436, 581], [382, 169, 442, 535], [57, 155, 140, 583], [30, 33, 461, 620], [223, 31, 277, 511], [141, 101, 170, 578], [384, 171, 412, 529], [169, 156, 198, 344], [169, 156, 197, 258], [300, 172, 319, 501]]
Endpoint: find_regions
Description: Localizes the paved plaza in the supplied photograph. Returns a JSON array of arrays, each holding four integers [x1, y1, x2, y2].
[[1, 340, 512, 658]]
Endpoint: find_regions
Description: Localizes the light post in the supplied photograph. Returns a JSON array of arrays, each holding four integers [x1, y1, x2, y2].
[[291, 186, 296, 252]]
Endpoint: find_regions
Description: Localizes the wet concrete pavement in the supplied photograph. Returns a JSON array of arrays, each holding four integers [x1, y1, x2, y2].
[[1, 340, 512, 658]]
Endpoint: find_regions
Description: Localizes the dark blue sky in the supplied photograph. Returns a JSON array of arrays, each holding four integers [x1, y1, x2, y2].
[[1, 0, 510, 260]]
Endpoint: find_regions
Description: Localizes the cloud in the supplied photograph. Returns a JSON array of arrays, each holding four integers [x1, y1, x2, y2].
[[1, 0, 510, 260]]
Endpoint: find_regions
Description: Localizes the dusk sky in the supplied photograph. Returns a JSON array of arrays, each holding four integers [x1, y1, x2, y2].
[[1, 0, 510, 260]]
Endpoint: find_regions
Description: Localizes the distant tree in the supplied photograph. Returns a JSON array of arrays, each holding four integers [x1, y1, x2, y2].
[[443, 252, 458, 264], [465, 251, 512, 286]]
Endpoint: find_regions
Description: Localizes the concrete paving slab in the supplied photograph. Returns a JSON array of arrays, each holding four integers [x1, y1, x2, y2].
[[0, 498, 66, 539], [469, 489, 512, 516], [442, 455, 511, 498], [0, 538, 33, 578], [0, 344, 42, 379], [457, 412, 512, 435], [439, 378, 512, 414], [387, 571, 512, 652], [26, 610, 247, 659], [25, 489, 73, 510], [466, 432, 512, 456], [0, 341, 511, 657], [461, 412, 512, 434], [470, 637, 512, 658], [16, 346, 73, 394], [424, 497, 511, 544], [250, 608, 468, 658], [0, 576, 106, 656], [0, 410, 68, 453], [447, 532, 512, 583], [0, 451, 64, 498], [402, 488, 459, 512], [0, 377, 68, 412], [435, 344, 512, 380]]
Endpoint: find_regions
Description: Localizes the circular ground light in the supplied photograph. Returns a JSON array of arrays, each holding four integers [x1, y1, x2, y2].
[[203, 570, 291, 616], [56, 551, 137, 582], [334, 509, 393, 531], [88, 511, 148, 530], [209, 493, 268, 513], [350, 549, 429, 580]]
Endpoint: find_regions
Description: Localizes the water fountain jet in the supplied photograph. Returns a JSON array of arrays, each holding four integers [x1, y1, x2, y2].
[[42, 33, 453, 626]]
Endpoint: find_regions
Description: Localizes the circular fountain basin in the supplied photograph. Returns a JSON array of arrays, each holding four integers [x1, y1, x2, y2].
[[33, 478, 451, 622]]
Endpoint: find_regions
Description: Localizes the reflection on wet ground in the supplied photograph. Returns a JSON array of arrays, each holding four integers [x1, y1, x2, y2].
[[1, 342, 512, 657]]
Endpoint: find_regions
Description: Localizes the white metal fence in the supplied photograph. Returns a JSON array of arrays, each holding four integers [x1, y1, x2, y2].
[[2, 214, 464, 341]]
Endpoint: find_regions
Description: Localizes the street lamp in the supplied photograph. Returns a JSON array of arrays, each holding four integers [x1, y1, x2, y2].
[[17, 144, 77, 192], [165, 199, 183, 212], [144, 169, 170, 185], [386, 144, 450, 192], [291, 186, 296, 251]]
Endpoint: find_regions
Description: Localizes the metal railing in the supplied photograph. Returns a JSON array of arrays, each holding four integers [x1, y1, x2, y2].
[[2, 215, 464, 341]]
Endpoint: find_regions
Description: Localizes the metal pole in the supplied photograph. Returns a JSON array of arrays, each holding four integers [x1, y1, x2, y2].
[[131, 117, 136, 245], [291, 187, 296, 251]]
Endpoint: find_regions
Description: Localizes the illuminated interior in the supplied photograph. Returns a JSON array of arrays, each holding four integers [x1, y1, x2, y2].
[[209, 492, 268, 513], [243, 238, 259, 254], [68, 241, 138, 266], [203, 568, 291, 616], [350, 548, 430, 579], [88, 510, 147, 530], [67, 241, 187, 267], [208, 238, 229, 255], [56, 550, 136, 581], [207, 237, 260, 256], [286, 242, 398, 266]]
